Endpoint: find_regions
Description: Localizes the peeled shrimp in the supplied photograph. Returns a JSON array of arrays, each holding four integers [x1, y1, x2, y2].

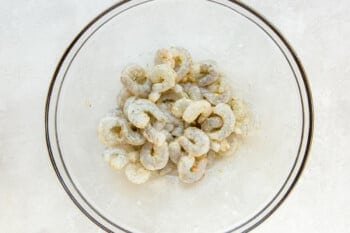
[[178, 127, 210, 156], [148, 64, 176, 102], [121, 64, 151, 97], [140, 142, 169, 170], [208, 103, 236, 140], [177, 156, 208, 183]]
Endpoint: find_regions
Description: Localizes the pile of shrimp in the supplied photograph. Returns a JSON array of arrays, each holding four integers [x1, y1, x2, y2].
[[98, 47, 249, 184]]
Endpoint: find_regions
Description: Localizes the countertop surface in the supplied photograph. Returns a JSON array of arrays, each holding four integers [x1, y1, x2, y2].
[[1, 0, 349, 232]]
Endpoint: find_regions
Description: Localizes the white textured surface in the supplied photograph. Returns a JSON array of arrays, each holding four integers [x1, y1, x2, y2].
[[0, 0, 349, 232]]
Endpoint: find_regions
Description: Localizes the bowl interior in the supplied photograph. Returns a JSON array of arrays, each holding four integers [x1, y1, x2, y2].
[[50, 0, 308, 232]]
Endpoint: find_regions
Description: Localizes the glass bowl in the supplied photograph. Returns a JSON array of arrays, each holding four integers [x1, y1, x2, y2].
[[45, 0, 313, 232]]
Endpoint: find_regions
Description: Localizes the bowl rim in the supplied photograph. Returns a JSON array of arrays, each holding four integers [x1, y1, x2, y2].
[[45, 0, 314, 232]]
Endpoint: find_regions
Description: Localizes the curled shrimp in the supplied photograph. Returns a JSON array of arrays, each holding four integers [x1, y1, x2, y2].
[[140, 142, 169, 170], [121, 64, 151, 98], [107, 108, 146, 145], [178, 127, 210, 157], [154, 47, 192, 82], [103, 147, 126, 162], [103, 148, 129, 170], [170, 47, 192, 82], [126, 98, 169, 129], [177, 155, 208, 183], [192, 63, 219, 87], [139, 109, 170, 145], [123, 122, 147, 146], [125, 163, 151, 184], [208, 103, 236, 140], [97, 117, 123, 147], [148, 64, 176, 102], [98, 115, 145, 146], [182, 100, 212, 123], [154, 48, 175, 68]]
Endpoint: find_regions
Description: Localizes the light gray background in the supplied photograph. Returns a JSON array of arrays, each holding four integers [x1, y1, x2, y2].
[[0, 0, 349, 232]]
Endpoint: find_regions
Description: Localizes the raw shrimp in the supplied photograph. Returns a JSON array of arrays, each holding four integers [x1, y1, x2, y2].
[[98, 116, 123, 146], [140, 142, 169, 170], [208, 103, 236, 140], [177, 156, 208, 183], [121, 64, 151, 97], [155, 47, 192, 82], [148, 64, 176, 102], [99, 47, 249, 184], [126, 98, 169, 129], [194, 63, 219, 87], [125, 163, 151, 184], [178, 127, 210, 156], [102, 148, 128, 169]]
